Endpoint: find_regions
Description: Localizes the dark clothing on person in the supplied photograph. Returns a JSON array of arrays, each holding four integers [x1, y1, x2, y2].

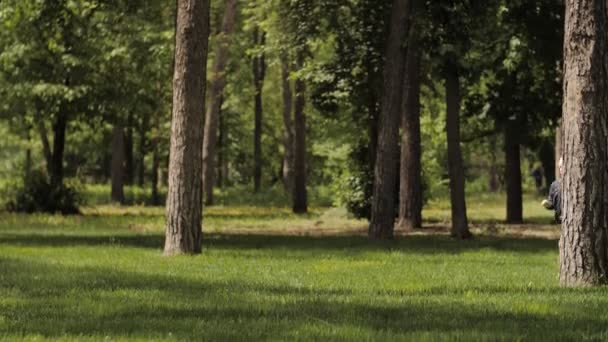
[[547, 181, 561, 223], [532, 168, 543, 190]]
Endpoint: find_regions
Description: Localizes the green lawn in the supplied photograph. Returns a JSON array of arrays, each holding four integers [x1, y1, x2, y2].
[[2, 195, 607, 341]]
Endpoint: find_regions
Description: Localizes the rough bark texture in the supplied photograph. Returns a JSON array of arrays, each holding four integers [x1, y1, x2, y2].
[[397, 25, 422, 232], [280, 52, 295, 194], [202, 0, 237, 206], [368, 0, 411, 239], [164, 0, 210, 256], [445, 64, 471, 239], [559, 0, 608, 286], [292, 50, 308, 214], [504, 123, 523, 223], [111, 124, 125, 204], [253, 28, 266, 193]]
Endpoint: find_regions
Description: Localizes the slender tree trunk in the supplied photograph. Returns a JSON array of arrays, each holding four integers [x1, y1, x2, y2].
[[292, 50, 308, 214], [555, 119, 564, 177], [151, 145, 160, 205], [138, 113, 148, 187], [217, 100, 226, 189], [559, 0, 608, 286], [50, 112, 67, 187], [397, 23, 422, 231], [368, 0, 411, 239], [202, 0, 237, 206], [35, 108, 53, 177], [164, 0, 210, 256], [111, 124, 126, 204], [504, 123, 523, 223], [445, 64, 471, 239], [253, 28, 266, 193], [488, 134, 500, 192], [280, 52, 295, 194], [124, 115, 134, 185]]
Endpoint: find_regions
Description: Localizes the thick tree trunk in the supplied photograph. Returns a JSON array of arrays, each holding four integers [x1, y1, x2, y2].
[[397, 27, 422, 231], [280, 52, 295, 194], [445, 64, 471, 239], [111, 124, 126, 204], [369, 0, 411, 239], [292, 50, 308, 214], [253, 28, 266, 193], [202, 0, 237, 206], [164, 0, 210, 256], [559, 0, 608, 286], [50, 112, 67, 187], [504, 123, 523, 223]]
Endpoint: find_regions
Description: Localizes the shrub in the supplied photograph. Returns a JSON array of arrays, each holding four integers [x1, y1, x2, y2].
[[6, 171, 82, 215]]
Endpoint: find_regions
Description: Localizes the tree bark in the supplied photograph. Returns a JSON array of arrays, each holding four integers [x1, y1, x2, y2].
[[280, 52, 295, 194], [397, 22, 422, 231], [50, 112, 67, 187], [504, 123, 523, 223], [164, 0, 210, 256], [368, 0, 411, 239], [111, 124, 126, 204], [445, 64, 471, 239], [559, 0, 608, 286], [202, 0, 237, 206], [253, 28, 266, 193], [292, 50, 308, 214]]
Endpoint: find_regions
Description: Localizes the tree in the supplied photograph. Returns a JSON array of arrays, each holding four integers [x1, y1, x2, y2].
[[202, 0, 238, 206], [111, 124, 126, 204], [280, 52, 295, 194], [559, 0, 608, 286], [292, 49, 308, 213], [397, 0, 423, 231], [368, 0, 412, 239], [445, 61, 470, 239], [252, 27, 266, 193], [164, 0, 211, 256]]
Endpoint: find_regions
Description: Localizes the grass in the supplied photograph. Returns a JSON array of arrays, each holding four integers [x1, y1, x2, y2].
[[2, 193, 607, 341]]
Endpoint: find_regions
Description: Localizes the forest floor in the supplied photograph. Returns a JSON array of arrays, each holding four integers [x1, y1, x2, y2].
[[1, 193, 607, 341]]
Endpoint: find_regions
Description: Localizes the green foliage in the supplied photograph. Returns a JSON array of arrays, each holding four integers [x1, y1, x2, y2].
[[6, 171, 82, 214]]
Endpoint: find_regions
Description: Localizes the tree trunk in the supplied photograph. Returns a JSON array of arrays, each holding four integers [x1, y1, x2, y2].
[[504, 123, 523, 223], [151, 145, 160, 205], [559, 0, 608, 286], [50, 112, 67, 187], [280, 52, 295, 194], [555, 119, 564, 177], [292, 50, 308, 214], [217, 100, 224, 189], [397, 22, 422, 232], [124, 115, 134, 185], [35, 108, 53, 177], [202, 0, 237, 206], [164, 0, 210, 256], [111, 124, 126, 204], [445, 64, 471, 239], [138, 113, 148, 187], [253, 28, 266, 193], [368, 0, 411, 239], [488, 134, 500, 192]]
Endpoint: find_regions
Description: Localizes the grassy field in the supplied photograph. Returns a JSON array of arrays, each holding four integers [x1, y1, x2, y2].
[[2, 193, 608, 341]]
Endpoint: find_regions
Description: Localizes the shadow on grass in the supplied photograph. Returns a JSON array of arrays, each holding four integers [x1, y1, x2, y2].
[[0, 232, 557, 254], [1, 257, 607, 340]]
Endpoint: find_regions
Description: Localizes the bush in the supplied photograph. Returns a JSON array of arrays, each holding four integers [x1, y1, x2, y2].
[[6, 171, 82, 215]]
